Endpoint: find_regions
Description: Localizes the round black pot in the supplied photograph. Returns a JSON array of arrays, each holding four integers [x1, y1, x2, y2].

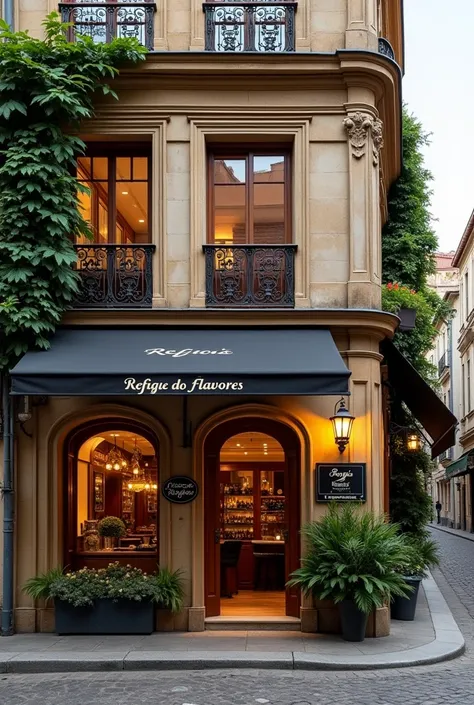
[[338, 600, 368, 642], [391, 576, 421, 621]]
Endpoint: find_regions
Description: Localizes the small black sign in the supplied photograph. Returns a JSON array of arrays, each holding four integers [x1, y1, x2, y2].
[[162, 476, 199, 504], [316, 463, 366, 502]]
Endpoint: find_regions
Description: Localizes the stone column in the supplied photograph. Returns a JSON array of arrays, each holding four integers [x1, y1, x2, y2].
[[346, 0, 378, 50], [343, 109, 384, 309]]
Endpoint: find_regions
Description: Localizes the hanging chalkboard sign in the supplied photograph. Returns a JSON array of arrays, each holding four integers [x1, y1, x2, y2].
[[162, 476, 199, 504], [316, 463, 366, 502]]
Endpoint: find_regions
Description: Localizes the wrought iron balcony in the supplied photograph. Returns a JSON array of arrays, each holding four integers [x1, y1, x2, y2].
[[59, 1, 157, 49], [73, 244, 155, 308], [438, 351, 450, 377], [203, 1, 296, 52], [203, 244, 297, 308], [378, 37, 395, 61], [439, 448, 452, 464]]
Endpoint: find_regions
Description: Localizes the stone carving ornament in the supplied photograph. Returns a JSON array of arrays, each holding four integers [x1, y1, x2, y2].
[[343, 112, 384, 165]]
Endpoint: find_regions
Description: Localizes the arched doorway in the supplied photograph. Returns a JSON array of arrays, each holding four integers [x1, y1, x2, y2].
[[64, 418, 160, 573], [204, 417, 301, 619]]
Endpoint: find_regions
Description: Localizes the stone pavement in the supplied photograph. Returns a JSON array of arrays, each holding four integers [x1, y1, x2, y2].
[[0, 573, 464, 673], [431, 521, 474, 544], [1, 529, 474, 704]]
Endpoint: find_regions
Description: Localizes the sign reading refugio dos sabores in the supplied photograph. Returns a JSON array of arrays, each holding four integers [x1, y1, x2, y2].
[[316, 463, 366, 502], [162, 476, 199, 504]]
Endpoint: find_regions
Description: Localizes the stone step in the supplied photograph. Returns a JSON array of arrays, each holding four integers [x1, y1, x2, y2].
[[205, 616, 301, 631]]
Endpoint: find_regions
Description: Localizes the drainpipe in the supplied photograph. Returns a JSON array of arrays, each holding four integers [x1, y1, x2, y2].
[[1, 374, 14, 636], [3, 0, 15, 30]]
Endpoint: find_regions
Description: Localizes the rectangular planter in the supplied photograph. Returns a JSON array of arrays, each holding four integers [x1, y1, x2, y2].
[[54, 599, 154, 635]]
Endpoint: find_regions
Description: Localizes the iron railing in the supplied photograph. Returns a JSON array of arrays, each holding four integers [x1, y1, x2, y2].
[[59, 1, 157, 49], [438, 351, 450, 377], [378, 37, 395, 60], [203, 1, 296, 52], [73, 244, 155, 308], [203, 244, 297, 307], [439, 448, 452, 463]]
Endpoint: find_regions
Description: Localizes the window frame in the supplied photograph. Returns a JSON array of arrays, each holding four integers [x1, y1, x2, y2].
[[76, 143, 152, 245], [207, 147, 292, 245]]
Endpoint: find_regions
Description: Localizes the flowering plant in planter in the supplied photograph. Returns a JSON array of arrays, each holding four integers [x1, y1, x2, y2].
[[24, 562, 184, 610], [23, 562, 185, 634]]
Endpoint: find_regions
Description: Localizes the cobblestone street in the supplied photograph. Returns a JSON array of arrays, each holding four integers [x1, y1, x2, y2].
[[0, 528, 474, 705]]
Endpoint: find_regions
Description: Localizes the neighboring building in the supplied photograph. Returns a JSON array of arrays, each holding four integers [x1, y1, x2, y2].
[[427, 254, 460, 527], [0, 1, 454, 636]]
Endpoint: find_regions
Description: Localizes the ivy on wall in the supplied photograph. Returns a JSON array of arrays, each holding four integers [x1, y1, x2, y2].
[[0, 13, 146, 370], [381, 106, 452, 534]]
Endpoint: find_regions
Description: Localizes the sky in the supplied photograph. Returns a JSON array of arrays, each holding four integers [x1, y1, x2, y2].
[[402, 0, 474, 253]]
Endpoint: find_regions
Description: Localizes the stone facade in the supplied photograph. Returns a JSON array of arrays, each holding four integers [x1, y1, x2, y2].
[[1, 0, 403, 634]]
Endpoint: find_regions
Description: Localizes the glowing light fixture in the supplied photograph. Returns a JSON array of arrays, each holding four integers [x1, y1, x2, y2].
[[407, 434, 421, 452], [105, 434, 124, 471], [330, 398, 355, 454]]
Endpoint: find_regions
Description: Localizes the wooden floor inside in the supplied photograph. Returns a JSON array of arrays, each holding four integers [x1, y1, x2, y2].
[[220, 590, 286, 617]]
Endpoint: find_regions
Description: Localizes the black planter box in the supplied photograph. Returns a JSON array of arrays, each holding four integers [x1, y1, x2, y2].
[[54, 599, 154, 635], [391, 577, 421, 621]]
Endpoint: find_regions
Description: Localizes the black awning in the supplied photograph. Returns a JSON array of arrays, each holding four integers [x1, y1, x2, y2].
[[11, 327, 351, 397], [382, 340, 457, 459]]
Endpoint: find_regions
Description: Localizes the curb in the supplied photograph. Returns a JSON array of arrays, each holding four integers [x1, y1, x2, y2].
[[430, 523, 474, 544], [0, 575, 464, 673]]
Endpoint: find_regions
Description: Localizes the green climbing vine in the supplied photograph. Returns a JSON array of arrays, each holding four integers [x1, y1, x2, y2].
[[0, 13, 146, 370]]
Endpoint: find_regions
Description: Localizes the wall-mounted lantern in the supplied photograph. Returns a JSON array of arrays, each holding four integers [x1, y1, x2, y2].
[[330, 398, 355, 454], [406, 433, 421, 452]]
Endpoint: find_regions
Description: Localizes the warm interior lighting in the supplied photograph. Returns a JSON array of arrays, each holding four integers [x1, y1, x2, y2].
[[330, 398, 355, 454], [407, 434, 421, 452], [122, 191, 128, 195]]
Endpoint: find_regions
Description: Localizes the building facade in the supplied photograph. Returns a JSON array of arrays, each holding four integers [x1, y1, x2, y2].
[[427, 254, 460, 527], [0, 1, 432, 637]]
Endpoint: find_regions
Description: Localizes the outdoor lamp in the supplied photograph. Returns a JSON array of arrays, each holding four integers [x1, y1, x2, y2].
[[407, 434, 421, 452], [330, 398, 355, 453]]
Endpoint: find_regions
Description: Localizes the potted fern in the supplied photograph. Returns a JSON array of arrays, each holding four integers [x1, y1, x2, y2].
[[287, 504, 412, 641], [391, 532, 439, 621], [23, 562, 185, 635]]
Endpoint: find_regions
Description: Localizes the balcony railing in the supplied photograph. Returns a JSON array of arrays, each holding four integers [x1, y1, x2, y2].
[[438, 351, 450, 377], [59, 1, 157, 49], [378, 37, 395, 61], [203, 1, 296, 52], [73, 244, 155, 308], [439, 448, 452, 463], [203, 244, 297, 308]]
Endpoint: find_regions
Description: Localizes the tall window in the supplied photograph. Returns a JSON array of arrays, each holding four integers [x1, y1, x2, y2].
[[468, 358, 471, 413], [465, 271, 469, 318], [208, 152, 291, 245], [462, 363, 466, 417], [76, 147, 151, 244]]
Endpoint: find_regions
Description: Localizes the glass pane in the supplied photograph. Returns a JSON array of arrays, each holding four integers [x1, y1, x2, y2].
[[214, 159, 246, 184], [77, 157, 91, 180], [253, 183, 285, 244], [253, 156, 285, 183], [92, 157, 108, 181], [260, 470, 285, 541], [116, 157, 131, 181], [133, 157, 148, 180], [213, 184, 246, 244], [98, 201, 108, 243], [116, 181, 149, 243]]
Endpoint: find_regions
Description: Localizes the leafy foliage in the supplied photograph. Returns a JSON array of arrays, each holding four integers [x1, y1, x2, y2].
[[287, 504, 412, 614], [22, 566, 65, 604], [97, 516, 126, 538], [382, 283, 452, 383], [381, 107, 452, 537], [23, 562, 185, 611], [0, 14, 146, 369], [382, 107, 438, 291], [395, 532, 440, 578]]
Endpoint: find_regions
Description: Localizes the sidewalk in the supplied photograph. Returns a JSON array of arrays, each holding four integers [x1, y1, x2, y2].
[[0, 574, 464, 673], [431, 522, 474, 543]]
